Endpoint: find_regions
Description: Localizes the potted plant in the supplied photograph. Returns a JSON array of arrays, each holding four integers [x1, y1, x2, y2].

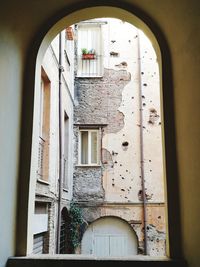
[[81, 48, 96, 60]]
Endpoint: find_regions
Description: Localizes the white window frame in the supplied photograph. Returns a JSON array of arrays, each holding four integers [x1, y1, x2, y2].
[[78, 129, 100, 166], [77, 23, 104, 78]]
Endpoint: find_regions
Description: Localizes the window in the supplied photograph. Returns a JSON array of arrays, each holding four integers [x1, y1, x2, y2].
[[77, 22, 103, 77], [37, 68, 50, 181], [79, 129, 100, 165]]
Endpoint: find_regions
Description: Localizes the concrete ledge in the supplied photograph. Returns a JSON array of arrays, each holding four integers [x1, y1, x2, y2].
[[7, 255, 188, 267]]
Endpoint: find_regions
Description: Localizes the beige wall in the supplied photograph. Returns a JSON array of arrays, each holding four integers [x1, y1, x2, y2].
[[0, 1, 199, 267]]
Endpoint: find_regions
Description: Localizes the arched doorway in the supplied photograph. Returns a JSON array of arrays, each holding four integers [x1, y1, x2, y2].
[[16, 4, 178, 258], [81, 217, 138, 257], [60, 207, 70, 254]]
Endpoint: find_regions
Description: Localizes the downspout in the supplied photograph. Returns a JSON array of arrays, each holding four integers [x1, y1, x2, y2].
[[57, 32, 63, 253], [138, 30, 148, 255]]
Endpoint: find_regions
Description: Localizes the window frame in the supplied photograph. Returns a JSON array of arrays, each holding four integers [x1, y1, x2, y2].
[[76, 22, 104, 78], [78, 128, 100, 166]]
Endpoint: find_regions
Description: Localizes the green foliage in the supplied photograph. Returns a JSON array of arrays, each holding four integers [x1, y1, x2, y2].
[[68, 201, 84, 251], [81, 48, 95, 54], [81, 48, 88, 54]]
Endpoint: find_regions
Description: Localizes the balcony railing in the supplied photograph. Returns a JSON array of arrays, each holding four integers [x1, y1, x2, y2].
[[77, 55, 103, 77], [37, 136, 45, 179]]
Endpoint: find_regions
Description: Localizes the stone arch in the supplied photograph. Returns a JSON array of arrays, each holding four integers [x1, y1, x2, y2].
[[16, 3, 180, 259], [81, 216, 138, 256]]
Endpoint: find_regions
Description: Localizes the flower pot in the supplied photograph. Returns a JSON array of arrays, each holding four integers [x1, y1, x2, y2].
[[82, 54, 95, 60]]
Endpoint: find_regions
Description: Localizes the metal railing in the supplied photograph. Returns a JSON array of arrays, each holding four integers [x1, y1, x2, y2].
[[37, 136, 45, 179], [77, 55, 103, 77]]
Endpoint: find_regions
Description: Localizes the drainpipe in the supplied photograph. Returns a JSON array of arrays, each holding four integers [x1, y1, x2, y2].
[[57, 32, 64, 253], [137, 30, 148, 255]]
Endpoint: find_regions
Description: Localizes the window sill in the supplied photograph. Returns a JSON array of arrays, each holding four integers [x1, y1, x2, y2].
[[37, 179, 50, 185], [75, 164, 101, 168], [7, 255, 188, 267], [76, 75, 103, 78], [63, 188, 69, 192]]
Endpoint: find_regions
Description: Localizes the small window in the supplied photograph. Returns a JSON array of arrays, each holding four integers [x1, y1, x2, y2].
[[77, 23, 103, 77], [79, 129, 100, 165]]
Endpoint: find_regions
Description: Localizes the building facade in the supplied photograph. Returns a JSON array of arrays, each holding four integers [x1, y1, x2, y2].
[[32, 28, 75, 254], [73, 18, 166, 256]]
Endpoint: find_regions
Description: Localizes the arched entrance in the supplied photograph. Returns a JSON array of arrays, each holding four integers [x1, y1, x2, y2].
[[60, 208, 70, 254], [81, 217, 138, 257], [15, 4, 179, 259]]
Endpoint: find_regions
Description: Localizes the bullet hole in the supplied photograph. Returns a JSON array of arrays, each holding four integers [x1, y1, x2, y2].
[[129, 186, 132, 189], [120, 174, 122, 176], [150, 170, 152, 172], [143, 83, 147, 86], [112, 151, 118, 155], [143, 103, 146, 106], [115, 61, 127, 68], [138, 190, 153, 201], [112, 183, 115, 186], [110, 51, 119, 56], [134, 35, 138, 38], [121, 177, 125, 179], [147, 226, 150, 230], [123, 134, 125, 136], [142, 95, 145, 98], [114, 161, 118, 164], [111, 40, 116, 43], [132, 112, 134, 114], [121, 188, 125, 191], [141, 72, 144, 75], [126, 170, 128, 172], [150, 108, 157, 113], [132, 96, 134, 99], [142, 126, 146, 129], [128, 40, 131, 43], [148, 108, 159, 125], [149, 160, 152, 162], [122, 141, 129, 151], [120, 164, 122, 166], [158, 216, 161, 219], [159, 122, 161, 125], [125, 196, 128, 199]]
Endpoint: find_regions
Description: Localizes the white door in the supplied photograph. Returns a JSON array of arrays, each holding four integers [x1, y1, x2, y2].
[[81, 217, 138, 257], [94, 234, 126, 257]]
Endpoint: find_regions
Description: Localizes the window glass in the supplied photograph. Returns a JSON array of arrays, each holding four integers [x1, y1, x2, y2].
[[91, 131, 98, 164], [81, 131, 88, 164]]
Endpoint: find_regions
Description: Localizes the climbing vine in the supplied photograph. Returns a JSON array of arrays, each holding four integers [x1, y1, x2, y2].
[[68, 201, 84, 252]]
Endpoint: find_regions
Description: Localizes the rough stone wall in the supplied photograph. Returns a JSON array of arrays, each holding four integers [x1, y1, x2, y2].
[[74, 68, 130, 133], [73, 68, 131, 202]]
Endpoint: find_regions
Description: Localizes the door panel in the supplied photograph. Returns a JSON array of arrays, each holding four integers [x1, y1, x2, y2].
[[94, 235, 110, 257]]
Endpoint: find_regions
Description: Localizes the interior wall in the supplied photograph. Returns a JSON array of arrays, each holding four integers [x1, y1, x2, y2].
[[0, 1, 199, 267]]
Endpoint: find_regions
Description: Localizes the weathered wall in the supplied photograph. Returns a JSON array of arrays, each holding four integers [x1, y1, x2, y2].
[[73, 19, 165, 256]]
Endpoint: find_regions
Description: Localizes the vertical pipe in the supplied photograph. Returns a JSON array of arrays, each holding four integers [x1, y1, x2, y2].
[[56, 32, 63, 253], [138, 30, 148, 255]]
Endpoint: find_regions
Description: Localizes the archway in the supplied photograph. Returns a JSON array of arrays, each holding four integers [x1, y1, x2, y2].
[[81, 216, 138, 257], [16, 4, 179, 259]]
